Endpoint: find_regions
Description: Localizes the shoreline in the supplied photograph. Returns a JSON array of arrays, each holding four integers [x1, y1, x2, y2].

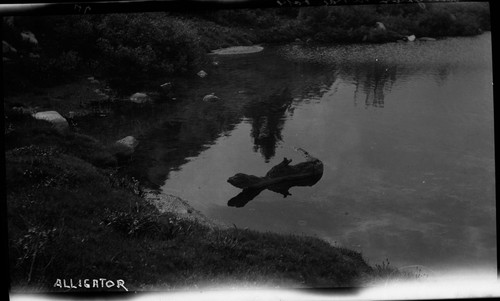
[[5, 94, 378, 289], [143, 188, 227, 230]]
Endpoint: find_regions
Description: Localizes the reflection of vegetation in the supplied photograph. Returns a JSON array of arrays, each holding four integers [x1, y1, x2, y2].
[[351, 62, 398, 108], [124, 99, 243, 186], [244, 88, 293, 161]]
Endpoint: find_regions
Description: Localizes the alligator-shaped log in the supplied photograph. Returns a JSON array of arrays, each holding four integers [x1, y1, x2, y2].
[[227, 148, 323, 207]]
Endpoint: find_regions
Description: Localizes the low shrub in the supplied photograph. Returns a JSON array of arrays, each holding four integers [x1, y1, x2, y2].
[[95, 14, 206, 82]]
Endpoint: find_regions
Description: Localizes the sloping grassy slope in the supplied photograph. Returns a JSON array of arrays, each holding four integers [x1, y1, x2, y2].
[[6, 116, 372, 291]]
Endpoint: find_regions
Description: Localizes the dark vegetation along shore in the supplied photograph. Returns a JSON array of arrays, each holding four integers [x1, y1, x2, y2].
[[4, 3, 489, 291], [3, 2, 490, 93]]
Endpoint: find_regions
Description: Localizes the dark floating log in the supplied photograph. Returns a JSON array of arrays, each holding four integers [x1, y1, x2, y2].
[[227, 148, 323, 208]]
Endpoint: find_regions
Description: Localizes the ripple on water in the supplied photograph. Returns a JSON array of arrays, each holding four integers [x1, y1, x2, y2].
[[278, 33, 492, 71]]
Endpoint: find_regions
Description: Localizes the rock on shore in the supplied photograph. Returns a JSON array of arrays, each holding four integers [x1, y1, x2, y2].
[[32, 111, 69, 132], [113, 136, 139, 158]]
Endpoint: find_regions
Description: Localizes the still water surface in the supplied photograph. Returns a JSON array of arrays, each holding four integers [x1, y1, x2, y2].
[[90, 33, 496, 275]]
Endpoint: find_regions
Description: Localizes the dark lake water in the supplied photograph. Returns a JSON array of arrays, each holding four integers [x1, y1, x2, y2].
[[82, 33, 495, 276]]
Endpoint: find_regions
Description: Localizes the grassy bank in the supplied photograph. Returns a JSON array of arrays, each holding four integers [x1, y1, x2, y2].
[[5, 111, 378, 291], [3, 3, 490, 94]]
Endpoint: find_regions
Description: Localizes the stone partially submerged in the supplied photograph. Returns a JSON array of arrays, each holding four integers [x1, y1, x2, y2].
[[197, 70, 208, 78], [32, 111, 69, 132], [130, 92, 151, 104], [203, 93, 220, 103], [211, 45, 264, 55]]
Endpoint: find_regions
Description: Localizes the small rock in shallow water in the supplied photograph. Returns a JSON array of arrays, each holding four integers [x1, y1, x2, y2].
[[197, 70, 208, 78], [203, 93, 220, 102], [130, 92, 150, 104], [160, 82, 172, 89]]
